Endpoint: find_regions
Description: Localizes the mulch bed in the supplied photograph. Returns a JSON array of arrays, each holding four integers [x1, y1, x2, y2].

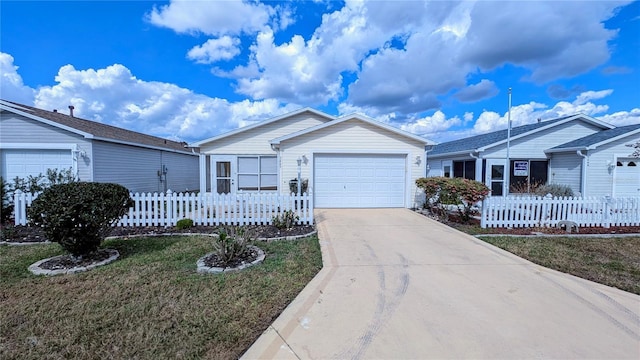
[[38, 249, 115, 270], [201, 247, 262, 269], [1, 224, 315, 243]]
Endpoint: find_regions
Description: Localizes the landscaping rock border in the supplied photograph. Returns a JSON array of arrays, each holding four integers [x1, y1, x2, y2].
[[28, 249, 120, 276], [197, 245, 265, 274]]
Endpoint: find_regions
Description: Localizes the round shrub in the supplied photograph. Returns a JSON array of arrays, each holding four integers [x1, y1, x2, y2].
[[176, 218, 194, 230], [534, 183, 574, 197], [28, 182, 133, 257]]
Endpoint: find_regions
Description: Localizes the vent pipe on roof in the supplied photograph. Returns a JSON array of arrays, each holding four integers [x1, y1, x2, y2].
[[53, 109, 57, 113], [537, 118, 541, 123], [68, 105, 75, 117]]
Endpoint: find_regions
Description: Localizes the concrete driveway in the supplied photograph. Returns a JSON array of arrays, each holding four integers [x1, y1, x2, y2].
[[243, 209, 640, 359]]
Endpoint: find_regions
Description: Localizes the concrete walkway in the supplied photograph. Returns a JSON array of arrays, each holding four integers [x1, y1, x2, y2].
[[243, 209, 640, 359]]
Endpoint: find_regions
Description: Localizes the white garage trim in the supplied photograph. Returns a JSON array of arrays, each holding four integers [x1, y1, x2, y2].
[[311, 151, 409, 208], [0, 143, 80, 179]]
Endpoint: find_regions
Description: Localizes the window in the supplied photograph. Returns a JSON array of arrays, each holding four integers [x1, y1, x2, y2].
[[443, 165, 451, 178], [629, 162, 637, 167], [509, 159, 548, 193], [453, 160, 475, 180], [237, 156, 277, 191]]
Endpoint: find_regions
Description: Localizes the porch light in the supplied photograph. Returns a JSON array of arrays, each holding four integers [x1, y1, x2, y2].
[[415, 155, 421, 165]]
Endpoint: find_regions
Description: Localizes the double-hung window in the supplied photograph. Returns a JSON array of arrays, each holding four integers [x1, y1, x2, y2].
[[237, 156, 277, 191]]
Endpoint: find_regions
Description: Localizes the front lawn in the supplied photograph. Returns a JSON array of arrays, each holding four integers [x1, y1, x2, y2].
[[0, 235, 322, 359], [479, 236, 640, 295]]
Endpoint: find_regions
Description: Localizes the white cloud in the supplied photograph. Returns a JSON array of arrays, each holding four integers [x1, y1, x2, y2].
[[0, 53, 35, 105], [147, 0, 276, 36], [453, 79, 499, 103], [31, 63, 294, 142], [574, 89, 614, 105], [187, 36, 241, 64], [596, 108, 640, 126], [400, 111, 462, 135]]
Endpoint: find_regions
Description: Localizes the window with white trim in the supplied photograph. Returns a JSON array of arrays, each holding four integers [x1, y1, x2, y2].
[[237, 156, 277, 191]]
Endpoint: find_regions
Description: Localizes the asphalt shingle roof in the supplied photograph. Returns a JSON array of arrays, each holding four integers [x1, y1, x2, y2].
[[429, 115, 572, 156], [1, 100, 194, 153], [550, 123, 640, 150]]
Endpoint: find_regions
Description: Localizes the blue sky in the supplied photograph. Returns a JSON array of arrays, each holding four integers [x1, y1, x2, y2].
[[1, 0, 638, 143]]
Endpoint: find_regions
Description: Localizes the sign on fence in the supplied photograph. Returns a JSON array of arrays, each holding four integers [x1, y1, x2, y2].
[[14, 190, 314, 227]]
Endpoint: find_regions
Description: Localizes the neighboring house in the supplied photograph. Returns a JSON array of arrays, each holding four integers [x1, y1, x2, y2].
[[191, 108, 435, 208], [427, 113, 640, 197], [0, 100, 199, 193]]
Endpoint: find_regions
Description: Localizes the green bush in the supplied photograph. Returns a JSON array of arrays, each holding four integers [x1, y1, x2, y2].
[[272, 210, 299, 230], [1, 177, 13, 225], [28, 182, 133, 257], [176, 218, 194, 229], [212, 226, 257, 266], [416, 176, 490, 222], [534, 183, 574, 197]]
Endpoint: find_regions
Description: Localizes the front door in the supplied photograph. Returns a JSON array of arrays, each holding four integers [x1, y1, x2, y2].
[[485, 159, 506, 196], [211, 156, 236, 194]]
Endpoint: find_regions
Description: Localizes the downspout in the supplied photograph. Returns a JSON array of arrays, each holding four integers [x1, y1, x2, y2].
[[577, 150, 588, 196], [469, 151, 481, 182], [424, 145, 434, 177]]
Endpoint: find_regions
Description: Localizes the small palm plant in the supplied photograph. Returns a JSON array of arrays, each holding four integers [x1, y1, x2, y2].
[[212, 226, 258, 267]]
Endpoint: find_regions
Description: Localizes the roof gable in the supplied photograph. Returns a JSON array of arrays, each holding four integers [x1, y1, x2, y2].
[[547, 124, 640, 152], [0, 99, 195, 154], [430, 114, 614, 156], [269, 113, 435, 146], [190, 107, 334, 147]]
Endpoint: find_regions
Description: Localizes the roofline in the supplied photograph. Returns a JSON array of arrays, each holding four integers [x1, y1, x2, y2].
[[1, 103, 196, 154], [478, 114, 614, 151], [269, 113, 435, 146], [545, 127, 640, 154], [429, 149, 480, 158], [1, 104, 95, 139], [433, 113, 615, 156], [189, 107, 335, 147], [92, 136, 199, 156]]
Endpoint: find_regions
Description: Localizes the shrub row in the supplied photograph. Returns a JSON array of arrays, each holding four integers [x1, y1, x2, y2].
[[416, 177, 490, 222]]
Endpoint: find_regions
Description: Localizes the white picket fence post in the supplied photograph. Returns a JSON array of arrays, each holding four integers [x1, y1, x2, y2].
[[13, 190, 314, 227], [480, 194, 640, 229]]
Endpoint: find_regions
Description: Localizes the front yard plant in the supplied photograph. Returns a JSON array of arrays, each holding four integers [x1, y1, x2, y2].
[[28, 182, 133, 258], [416, 176, 490, 222], [0, 234, 322, 359], [272, 210, 300, 230]]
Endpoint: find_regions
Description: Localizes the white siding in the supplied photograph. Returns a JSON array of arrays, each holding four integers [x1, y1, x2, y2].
[[92, 141, 199, 193], [277, 120, 426, 208], [0, 112, 93, 181], [199, 112, 331, 155], [584, 134, 640, 197], [482, 121, 602, 158], [548, 153, 582, 194]]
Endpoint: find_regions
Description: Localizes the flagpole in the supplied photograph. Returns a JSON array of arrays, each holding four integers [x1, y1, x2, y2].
[[505, 88, 512, 196]]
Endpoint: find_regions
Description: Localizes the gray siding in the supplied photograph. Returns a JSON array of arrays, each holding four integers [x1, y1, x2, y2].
[[483, 121, 602, 159], [92, 141, 199, 193], [0, 112, 93, 181], [585, 134, 640, 197], [549, 153, 582, 195]]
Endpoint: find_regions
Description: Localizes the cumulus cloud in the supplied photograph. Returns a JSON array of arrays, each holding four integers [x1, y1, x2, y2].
[[546, 84, 586, 99], [147, 0, 276, 36], [453, 80, 499, 103], [31, 63, 294, 142], [187, 36, 241, 63], [0, 53, 35, 105], [399, 111, 462, 135]]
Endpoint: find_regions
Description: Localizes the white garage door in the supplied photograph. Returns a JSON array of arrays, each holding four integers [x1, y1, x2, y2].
[[615, 158, 640, 197], [1, 149, 72, 181], [314, 154, 406, 208]]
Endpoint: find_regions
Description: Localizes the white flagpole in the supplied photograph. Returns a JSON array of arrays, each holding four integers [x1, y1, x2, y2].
[[505, 88, 512, 196]]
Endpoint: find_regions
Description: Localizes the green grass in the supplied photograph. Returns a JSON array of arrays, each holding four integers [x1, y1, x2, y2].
[[0, 235, 322, 359], [480, 236, 640, 295]]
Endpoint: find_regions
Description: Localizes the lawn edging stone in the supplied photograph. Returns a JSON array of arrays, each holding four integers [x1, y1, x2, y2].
[[197, 245, 266, 274], [28, 249, 120, 276]]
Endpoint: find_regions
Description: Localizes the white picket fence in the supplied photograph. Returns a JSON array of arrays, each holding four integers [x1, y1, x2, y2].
[[13, 190, 314, 227], [481, 195, 640, 228]]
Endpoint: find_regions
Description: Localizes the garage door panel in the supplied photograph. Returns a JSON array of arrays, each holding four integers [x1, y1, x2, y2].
[[314, 154, 406, 208], [2, 149, 72, 181], [615, 158, 640, 197]]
